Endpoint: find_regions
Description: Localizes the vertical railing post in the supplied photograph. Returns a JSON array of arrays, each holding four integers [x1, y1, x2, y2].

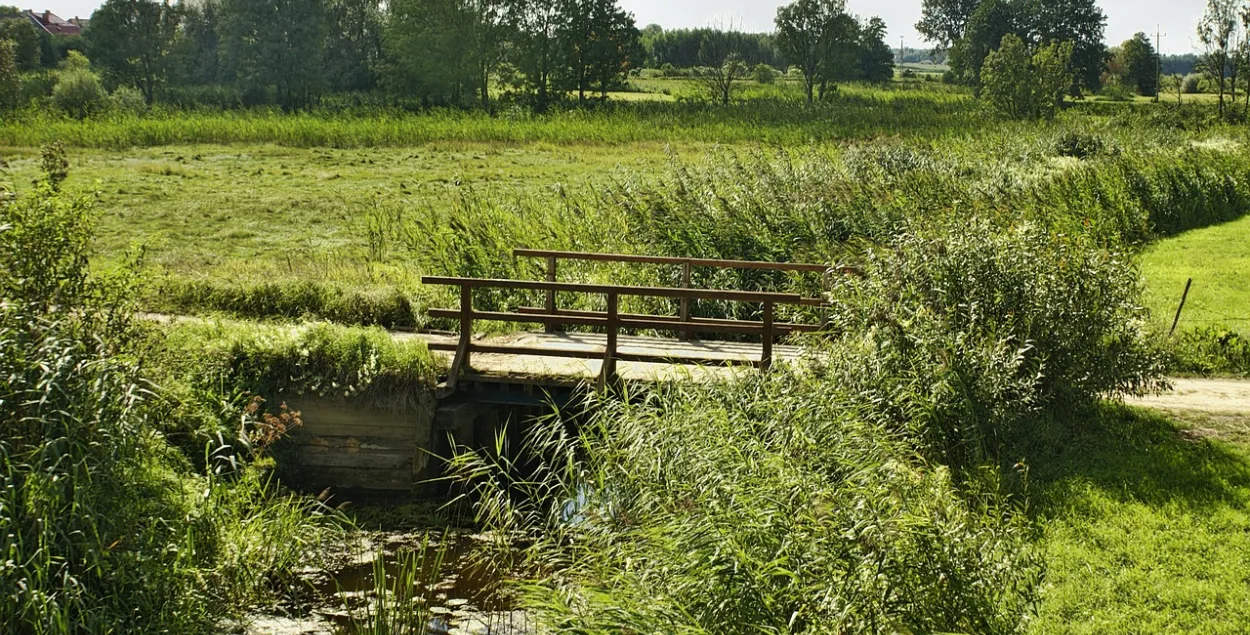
[[679, 260, 692, 341], [761, 301, 774, 371], [545, 255, 560, 333], [601, 291, 619, 390], [449, 284, 473, 390]]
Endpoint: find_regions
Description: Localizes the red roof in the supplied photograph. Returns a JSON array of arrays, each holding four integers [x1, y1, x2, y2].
[[26, 9, 83, 36]]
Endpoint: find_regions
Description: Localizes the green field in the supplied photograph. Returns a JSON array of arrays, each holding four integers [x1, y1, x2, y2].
[[1143, 215, 1250, 333], [5, 83, 1250, 633]]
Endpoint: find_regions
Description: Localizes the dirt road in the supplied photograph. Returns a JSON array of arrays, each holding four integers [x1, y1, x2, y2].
[[1128, 378, 1250, 415]]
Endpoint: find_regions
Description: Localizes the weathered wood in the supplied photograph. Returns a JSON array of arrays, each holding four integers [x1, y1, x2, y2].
[[761, 301, 774, 370], [297, 450, 414, 470], [514, 249, 834, 273], [545, 255, 560, 334], [602, 292, 619, 388], [422, 276, 805, 304], [513, 307, 823, 333], [680, 260, 692, 341]]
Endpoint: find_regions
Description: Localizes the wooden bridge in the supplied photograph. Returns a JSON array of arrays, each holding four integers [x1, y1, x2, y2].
[[421, 249, 842, 393], [289, 250, 846, 492]]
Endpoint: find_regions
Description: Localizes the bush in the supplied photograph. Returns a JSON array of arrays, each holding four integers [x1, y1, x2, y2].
[[981, 35, 1072, 120], [1053, 130, 1106, 159], [1182, 73, 1202, 94], [110, 85, 147, 114], [752, 63, 778, 84], [1167, 326, 1250, 376], [53, 69, 108, 119], [825, 221, 1165, 464]]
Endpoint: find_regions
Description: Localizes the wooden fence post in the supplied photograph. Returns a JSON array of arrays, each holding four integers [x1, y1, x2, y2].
[[601, 292, 619, 390], [1170, 278, 1194, 337], [680, 260, 692, 341], [449, 284, 473, 390], [546, 255, 560, 333], [761, 301, 774, 370]]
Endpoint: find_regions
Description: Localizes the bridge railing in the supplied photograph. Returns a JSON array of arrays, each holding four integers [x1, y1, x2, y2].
[[420, 275, 824, 389], [514, 249, 841, 339]]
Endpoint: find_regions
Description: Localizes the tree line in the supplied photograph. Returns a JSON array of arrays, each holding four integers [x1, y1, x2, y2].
[[0, 0, 900, 114]]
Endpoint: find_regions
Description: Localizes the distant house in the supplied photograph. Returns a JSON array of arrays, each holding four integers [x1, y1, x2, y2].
[[24, 9, 84, 37]]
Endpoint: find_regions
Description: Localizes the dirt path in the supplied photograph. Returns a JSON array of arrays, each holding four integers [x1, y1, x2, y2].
[[1128, 378, 1250, 415]]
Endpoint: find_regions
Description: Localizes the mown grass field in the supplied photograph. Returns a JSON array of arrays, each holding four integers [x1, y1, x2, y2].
[[1143, 214, 1250, 335], [1030, 406, 1250, 633]]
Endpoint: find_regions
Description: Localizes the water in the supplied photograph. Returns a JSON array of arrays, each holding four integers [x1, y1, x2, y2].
[[240, 532, 530, 635]]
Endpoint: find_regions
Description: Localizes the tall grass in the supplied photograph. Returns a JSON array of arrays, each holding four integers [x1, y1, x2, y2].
[[0, 93, 987, 149], [448, 219, 1164, 633], [1, 157, 340, 632]]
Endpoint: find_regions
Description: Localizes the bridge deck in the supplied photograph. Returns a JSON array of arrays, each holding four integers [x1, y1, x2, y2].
[[399, 331, 804, 384]]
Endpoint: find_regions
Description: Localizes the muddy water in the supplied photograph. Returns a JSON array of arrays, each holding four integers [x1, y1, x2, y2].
[[239, 532, 532, 635]]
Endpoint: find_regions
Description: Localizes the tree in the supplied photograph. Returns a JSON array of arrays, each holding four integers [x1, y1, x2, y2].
[[1116, 33, 1159, 97], [0, 13, 39, 71], [0, 39, 19, 113], [1023, 0, 1107, 96], [856, 16, 895, 83], [168, 0, 221, 86], [1199, 0, 1239, 119], [916, 0, 982, 50], [218, 0, 326, 110], [775, 0, 856, 103], [510, 0, 563, 108], [556, 0, 640, 101], [324, 0, 384, 93], [86, 0, 182, 104], [981, 33, 1071, 119], [948, 0, 1018, 86], [690, 31, 745, 105], [385, 0, 511, 107]]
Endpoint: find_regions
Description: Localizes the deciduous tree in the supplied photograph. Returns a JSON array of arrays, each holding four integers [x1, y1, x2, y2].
[[0, 10, 39, 71], [916, 0, 982, 50], [981, 33, 1071, 119], [1116, 32, 1159, 97], [86, 0, 182, 104], [218, 0, 326, 110], [0, 39, 19, 113]]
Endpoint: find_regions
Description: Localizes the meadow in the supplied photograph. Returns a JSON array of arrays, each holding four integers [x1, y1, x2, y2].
[[4, 81, 1250, 633]]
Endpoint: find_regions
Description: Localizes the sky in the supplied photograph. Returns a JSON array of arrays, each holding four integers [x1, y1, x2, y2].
[[33, 0, 1208, 55]]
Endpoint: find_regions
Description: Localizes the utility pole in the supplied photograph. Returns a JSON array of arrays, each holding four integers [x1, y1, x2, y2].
[[899, 37, 905, 65], [1156, 25, 1165, 103]]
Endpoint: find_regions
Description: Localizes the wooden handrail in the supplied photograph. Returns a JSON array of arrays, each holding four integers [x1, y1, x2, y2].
[[422, 274, 813, 390], [513, 249, 843, 340], [514, 249, 834, 273], [421, 276, 807, 304]]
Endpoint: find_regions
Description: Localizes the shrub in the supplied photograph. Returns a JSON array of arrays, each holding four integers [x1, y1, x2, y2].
[[53, 68, 108, 119], [1053, 130, 1106, 159], [825, 220, 1166, 464], [110, 85, 147, 114], [1182, 73, 1202, 94], [752, 63, 778, 84], [981, 35, 1073, 120]]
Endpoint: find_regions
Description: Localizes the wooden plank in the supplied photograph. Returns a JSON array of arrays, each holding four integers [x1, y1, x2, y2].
[[421, 276, 804, 304], [299, 422, 421, 438], [299, 435, 417, 451], [514, 249, 833, 273], [297, 467, 416, 491], [297, 450, 413, 470], [513, 307, 824, 333]]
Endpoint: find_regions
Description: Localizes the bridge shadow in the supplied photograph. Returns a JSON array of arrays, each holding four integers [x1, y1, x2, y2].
[[1021, 403, 1250, 516]]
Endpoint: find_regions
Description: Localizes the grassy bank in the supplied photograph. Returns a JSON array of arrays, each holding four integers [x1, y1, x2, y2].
[[1030, 406, 1250, 632]]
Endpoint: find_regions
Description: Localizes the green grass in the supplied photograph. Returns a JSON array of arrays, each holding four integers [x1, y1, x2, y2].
[[1029, 406, 1250, 633], [1142, 214, 1250, 334]]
